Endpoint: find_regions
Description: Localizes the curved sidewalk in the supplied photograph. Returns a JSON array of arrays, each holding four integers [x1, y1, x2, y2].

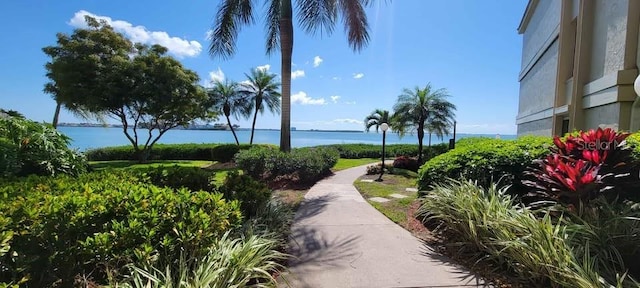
[[279, 165, 486, 288]]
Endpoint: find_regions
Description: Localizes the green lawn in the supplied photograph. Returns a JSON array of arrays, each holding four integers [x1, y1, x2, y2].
[[333, 158, 379, 171], [89, 160, 213, 170], [354, 173, 418, 225]]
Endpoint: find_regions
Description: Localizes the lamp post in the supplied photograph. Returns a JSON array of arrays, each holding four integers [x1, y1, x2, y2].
[[376, 122, 389, 182]]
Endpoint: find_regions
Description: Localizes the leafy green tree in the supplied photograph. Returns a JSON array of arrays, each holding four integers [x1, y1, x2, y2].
[[392, 84, 456, 163], [364, 109, 391, 132], [43, 17, 211, 162], [208, 80, 251, 145], [209, 0, 374, 151], [241, 68, 281, 145]]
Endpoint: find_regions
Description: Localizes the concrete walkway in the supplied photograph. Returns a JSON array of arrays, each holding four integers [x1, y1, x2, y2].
[[279, 165, 486, 288]]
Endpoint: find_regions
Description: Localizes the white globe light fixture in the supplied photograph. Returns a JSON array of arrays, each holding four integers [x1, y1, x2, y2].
[[376, 123, 390, 182], [635, 74, 640, 96], [380, 122, 389, 132]]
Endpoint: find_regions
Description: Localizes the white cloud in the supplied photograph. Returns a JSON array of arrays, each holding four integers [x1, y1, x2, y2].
[[332, 118, 362, 124], [344, 101, 357, 105], [313, 56, 323, 67], [353, 73, 364, 79], [69, 10, 202, 58], [332, 76, 341, 80], [292, 91, 326, 105], [330, 95, 341, 103], [291, 70, 305, 79], [256, 64, 271, 72], [208, 68, 225, 84]]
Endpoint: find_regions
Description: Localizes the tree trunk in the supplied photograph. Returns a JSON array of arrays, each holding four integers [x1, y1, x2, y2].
[[52, 102, 61, 129], [279, 0, 293, 152], [250, 98, 260, 145], [226, 115, 240, 145], [417, 121, 425, 164], [427, 132, 432, 160]]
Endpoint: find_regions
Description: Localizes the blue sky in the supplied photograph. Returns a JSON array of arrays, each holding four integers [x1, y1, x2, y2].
[[0, 0, 527, 134]]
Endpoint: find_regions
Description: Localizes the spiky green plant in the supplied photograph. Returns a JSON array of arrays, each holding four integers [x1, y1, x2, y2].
[[113, 232, 287, 288]]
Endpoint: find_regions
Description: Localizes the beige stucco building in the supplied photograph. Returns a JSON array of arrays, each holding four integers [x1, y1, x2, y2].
[[516, 0, 640, 136]]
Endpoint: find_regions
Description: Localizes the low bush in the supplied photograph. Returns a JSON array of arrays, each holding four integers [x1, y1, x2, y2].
[[0, 170, 242, 286], [85, 143, 261, 162], [220, 171, 273, 218], [137, 165, 217, 192], [418, 180, 638, 287], [235, 147, 339, 185], [418, 136, 551, 194], [392, 156, 419, 172], [0, 115, 87, 177], [322, 143, 448, 160]]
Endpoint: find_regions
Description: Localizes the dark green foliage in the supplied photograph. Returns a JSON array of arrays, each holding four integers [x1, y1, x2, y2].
[[322, 143, 448, 160], [0, 116, 87, 177], [418, 136, 552, 194], [86, 143, 258, 162], [220, 171, 273, 218], [138, 166, 217, 192], [0, 170, 242, 286], [235, 146, 339, 185], [392, 156, 419, 172]]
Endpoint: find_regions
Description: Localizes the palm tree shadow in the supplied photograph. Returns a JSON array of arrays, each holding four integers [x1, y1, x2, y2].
[[418, 242, 491, 287]]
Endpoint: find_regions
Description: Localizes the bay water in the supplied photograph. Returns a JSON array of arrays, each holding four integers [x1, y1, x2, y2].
[[58, 126, 515, 151]]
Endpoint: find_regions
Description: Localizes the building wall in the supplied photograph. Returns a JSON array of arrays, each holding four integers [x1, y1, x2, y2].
[[583, 102, 622, 130], [588, 0, 629, 82], [521, 0, 561, 69], [519, 39, 559, 117], [517, 117, 553, 136]]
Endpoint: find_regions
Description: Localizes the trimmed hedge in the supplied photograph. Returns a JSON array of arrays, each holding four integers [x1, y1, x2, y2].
[[85, 143, 269, 162], [235, 146, 339, 185], [138, 165, 217, 192], [418, 136, 552, 193], [321, 143, 448, 160], [0, 170, 242, 286]]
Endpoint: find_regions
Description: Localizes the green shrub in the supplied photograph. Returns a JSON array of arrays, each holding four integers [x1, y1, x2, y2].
[[235, 147, 339, 185], [418, 180, 631, 287], [138, 166, 217, 192], [220, 171, 272, 218], [85, 143, 260, 162], [418, 136, 551, 194], [0, 170, 242, 286], [322, 143, 448, 159], [0, 116, 87, 177]]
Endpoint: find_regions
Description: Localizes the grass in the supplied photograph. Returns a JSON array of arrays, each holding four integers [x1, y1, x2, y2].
[[89, 160, 213, 170], [354, 172, 418, 227], [332, 158, 379, 171]]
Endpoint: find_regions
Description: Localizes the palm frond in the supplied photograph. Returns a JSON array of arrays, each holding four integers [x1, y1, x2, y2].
[[265, 0, 282, 55], [209, 0, 255, 59], [338, 0, 370, 51], [296, 0, 338, 36]]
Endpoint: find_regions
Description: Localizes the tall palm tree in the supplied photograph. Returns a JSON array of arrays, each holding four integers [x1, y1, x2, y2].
[[392, 84, 456, 163], [364, 109, 391, 132], [209, 0, 374, 152], [241, 68, 281, 145], [208, 80, 251, 145]]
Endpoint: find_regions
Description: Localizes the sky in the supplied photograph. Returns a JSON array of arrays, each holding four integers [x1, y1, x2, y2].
[[0, 0, 528, 135]]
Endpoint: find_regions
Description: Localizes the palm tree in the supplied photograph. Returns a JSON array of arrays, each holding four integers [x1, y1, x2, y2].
[[208, 80, 251, 145], [392, 84, 456, 163], [364, 109, 391, 132], [209, 0, 374, 152], [241, 68, 281, 145]]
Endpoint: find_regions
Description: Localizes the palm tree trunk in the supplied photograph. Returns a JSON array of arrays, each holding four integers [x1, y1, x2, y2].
[[226, 115, 240, 145], [428, 132, 432, 160], [279, 0, 293, 152], [250, 101, 260, 145], [417, 121, 425, 164], [52, 102, 61, 129]]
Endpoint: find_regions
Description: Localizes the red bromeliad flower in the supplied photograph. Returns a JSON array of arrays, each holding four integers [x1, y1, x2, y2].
[[552, 128, 629, 166]]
